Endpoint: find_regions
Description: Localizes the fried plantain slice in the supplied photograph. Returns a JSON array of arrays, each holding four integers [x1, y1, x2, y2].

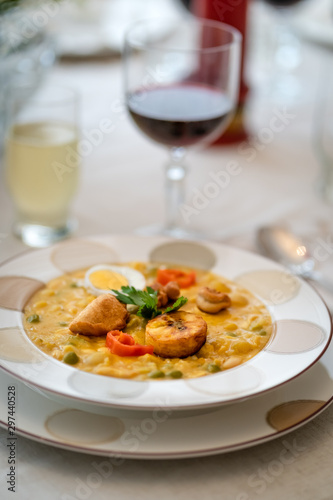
[[146, 311, 207, 358]]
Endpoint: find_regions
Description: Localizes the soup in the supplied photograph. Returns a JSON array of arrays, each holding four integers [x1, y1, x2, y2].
[[23, 262, 273, 381]]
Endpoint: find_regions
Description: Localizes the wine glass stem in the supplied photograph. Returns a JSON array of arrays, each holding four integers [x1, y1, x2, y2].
[[165, 147, 187, 232]]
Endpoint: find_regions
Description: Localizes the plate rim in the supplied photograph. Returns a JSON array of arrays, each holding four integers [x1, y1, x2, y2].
[[0, 362, 332, 459]]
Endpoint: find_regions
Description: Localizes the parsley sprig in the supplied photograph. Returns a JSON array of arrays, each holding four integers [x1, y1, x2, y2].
[[112, 286, 188, 320]]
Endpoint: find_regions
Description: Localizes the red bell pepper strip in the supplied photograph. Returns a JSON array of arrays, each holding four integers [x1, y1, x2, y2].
[[106, 330, 154, 357], [157, 268, 196, 288]]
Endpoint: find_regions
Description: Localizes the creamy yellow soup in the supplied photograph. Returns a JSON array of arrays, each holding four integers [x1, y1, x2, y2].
[[23, 262, 273, 381]]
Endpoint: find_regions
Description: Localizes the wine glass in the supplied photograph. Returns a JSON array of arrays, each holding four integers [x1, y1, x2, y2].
[[123, 17, 242, 237], [261, 0, 308, 100], [264, 0, 305, 6]]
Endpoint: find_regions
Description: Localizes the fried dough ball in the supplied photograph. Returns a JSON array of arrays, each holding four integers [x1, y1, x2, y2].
[[148, 282, 168, 308], [164, 281, 180, 300], [148, 281, 180, 307]]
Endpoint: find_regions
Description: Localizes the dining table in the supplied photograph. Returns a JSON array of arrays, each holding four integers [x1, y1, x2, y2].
[[1, 2, 333, 499]]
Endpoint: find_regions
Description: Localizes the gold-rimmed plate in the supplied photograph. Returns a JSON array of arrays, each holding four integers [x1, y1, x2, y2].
[[0, 339, 332, 458], [0, 235, 331, 412]]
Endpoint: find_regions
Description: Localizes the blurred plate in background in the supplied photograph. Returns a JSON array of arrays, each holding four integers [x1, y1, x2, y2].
[[51, 0, 185, 59]]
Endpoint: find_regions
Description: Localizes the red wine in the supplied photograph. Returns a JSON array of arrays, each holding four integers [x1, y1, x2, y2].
[[263, 0, 304, 7], [127, 85, 233, 147]]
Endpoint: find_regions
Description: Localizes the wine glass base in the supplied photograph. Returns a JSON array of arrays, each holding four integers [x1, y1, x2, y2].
[[14, 218, 78, 248], [134, 223, 209, 241]]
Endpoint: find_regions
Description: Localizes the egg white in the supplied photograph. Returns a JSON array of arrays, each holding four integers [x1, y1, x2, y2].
[[85, 265, 146, 296]]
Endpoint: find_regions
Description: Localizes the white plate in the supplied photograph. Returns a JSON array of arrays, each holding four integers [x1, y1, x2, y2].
[[0, 235, 331, 412], [1, 338, 333, 459]]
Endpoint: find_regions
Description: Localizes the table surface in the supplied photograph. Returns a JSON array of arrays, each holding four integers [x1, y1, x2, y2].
[[1, 3, 333, 499]]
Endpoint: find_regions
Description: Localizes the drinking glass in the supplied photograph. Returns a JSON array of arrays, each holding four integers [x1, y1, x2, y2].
[[314, 59, 333, 205], [263, 0, 305, 7], [262, 0, 308, 100], [123, 17, 242, 237], [4, 84, 80, 247]]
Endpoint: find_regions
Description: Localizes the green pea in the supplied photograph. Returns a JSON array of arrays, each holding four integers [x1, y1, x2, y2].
[[258, 331, 267, 336], [63, 352, 79, 365], [149, 370, 165, 379], [168, 370, 183, 379], [251, 324, 264, 332], [70, 282, 79, 288], [207, 363, 221, 373], [27, 314, 40, 323], [59, 322, 68, 327]]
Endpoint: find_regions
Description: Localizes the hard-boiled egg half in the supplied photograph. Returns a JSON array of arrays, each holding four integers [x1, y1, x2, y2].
[[85, 265, 146, 296]]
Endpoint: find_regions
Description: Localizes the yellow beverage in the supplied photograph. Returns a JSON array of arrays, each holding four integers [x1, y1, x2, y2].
[[5, 121, 79, 228]]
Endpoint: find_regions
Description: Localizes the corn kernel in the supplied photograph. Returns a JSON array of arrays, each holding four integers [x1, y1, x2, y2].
[[224, 323, 237, 331], [63, 345, 76, 353], [234, 340, 252, 354], [34, 301, 47, 308], [50, 304, 63, 312]]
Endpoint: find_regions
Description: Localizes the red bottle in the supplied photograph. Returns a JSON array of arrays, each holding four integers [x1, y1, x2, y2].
[[192, 0, 250, 144]]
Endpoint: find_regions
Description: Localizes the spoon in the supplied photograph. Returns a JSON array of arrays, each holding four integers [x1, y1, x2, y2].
[[257, 226, 333, 294]]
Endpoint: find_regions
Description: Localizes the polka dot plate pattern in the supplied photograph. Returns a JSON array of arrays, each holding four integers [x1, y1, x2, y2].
[[0, 235, 331, 412], [0, 338, 333, 458]]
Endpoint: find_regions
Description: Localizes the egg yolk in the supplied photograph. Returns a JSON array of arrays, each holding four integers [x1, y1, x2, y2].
[[89, 270, 128, 291]]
